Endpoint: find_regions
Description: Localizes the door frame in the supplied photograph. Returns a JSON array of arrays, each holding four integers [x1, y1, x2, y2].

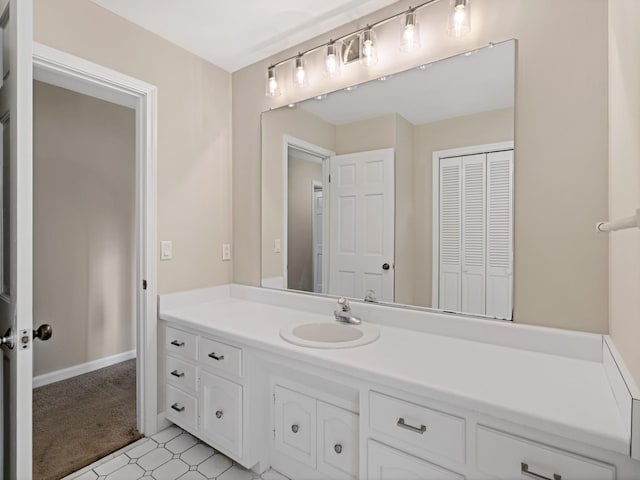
[[431, 141, 513, 310], [32, 42, 159, 435], [281, 135, 334, 292], [311, 180, 323, 293]]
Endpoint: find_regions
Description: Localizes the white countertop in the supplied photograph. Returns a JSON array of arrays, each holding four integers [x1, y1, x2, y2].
[[160, 294, 629, 456]]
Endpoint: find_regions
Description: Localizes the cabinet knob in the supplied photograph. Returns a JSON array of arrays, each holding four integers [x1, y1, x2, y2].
[[291, 424, 299, 433], [215, 410, 223, 419], [334, 443, 343, 454]]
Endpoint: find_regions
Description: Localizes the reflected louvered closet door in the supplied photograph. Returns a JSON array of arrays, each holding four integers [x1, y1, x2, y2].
[[486, 150, 514, 319], [438, 157, 462, 312], [461, 155, 487, 316]]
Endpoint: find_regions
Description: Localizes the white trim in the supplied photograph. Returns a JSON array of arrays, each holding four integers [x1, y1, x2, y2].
[[311, 180, 323, 293], [431, 141, 514, 312], [32, 350, 136, 389], [281, 135, 335, 291], [32, 42, 159, 436], [157, 412, 171, 432]]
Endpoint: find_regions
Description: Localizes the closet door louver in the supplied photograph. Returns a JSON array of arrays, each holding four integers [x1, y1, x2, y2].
[[438, 157, 462, 312], [461, 154, 486, 316], [486, 150, 514, 319]]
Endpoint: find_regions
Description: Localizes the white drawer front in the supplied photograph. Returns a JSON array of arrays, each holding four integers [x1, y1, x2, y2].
[[476, 426, 615, 480], [200, 370, 243, 458], [166, 384, 198, 432], [199, 336, 242, 378], [367, 440, 464, 480], [369, 391, 465, 463], [166, 354, 197, 392], [166, 326, 197, 360], [274, 386, 317, 468], [317, 401, 359, 480]]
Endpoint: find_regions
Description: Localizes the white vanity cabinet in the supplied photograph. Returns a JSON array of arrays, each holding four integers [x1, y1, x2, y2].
[[273, 384, 359, 479]]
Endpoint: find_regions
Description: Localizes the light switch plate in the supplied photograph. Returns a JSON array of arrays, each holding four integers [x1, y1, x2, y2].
[[274, 238, 281, 253], [222, 243, 231, 261], [160, 241, 173, 260]]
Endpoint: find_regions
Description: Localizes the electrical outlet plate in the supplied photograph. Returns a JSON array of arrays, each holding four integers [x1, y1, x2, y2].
[[222, 243, 231, 261], [160, 241, 173, 260]]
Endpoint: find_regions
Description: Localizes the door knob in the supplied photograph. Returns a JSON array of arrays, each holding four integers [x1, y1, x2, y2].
[[33, 324, 52, 341], [0, 328, 14, 349], [382, 263, 390, 270]]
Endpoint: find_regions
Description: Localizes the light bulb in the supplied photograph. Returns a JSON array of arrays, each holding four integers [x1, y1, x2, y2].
[[360, 28, 378, 66], [400, 9, 421, 52], [448, 0, 470, 37], [266, 66, 280, 97], [325, 41, 341, 77], [293, 55, 308, 88]]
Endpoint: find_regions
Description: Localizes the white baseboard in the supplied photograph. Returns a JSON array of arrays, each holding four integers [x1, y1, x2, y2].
[[33, 350, 136, 388]]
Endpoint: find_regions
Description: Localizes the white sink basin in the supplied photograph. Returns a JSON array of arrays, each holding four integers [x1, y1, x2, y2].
[[280, 321, 380, 349]]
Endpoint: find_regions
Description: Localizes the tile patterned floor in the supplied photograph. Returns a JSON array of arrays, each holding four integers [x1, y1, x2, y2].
[[63, 426, 288, 480]]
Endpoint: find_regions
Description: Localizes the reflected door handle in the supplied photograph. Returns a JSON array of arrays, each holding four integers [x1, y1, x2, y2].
[[382, 263, 390, 270], [34, 324, 52, 341]]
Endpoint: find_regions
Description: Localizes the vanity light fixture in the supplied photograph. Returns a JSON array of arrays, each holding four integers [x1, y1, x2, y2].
[[448, 0, 471, 37], [293, 54, 308, 88], [360, 27, 378, 66], [325, 40, 341, 77], [266, 65, 280, 97], [400, 7, 421, 52]]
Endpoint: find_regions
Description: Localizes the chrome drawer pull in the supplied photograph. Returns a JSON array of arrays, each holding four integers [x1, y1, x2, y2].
[[521, 463, 561, 480], [334, 444, 343, 454], [208, 352, 224, 361], [170, 370, 184, 378], [215, 410, 223, 419], [291, 424, 299, 433], [397, 417, 426, 434], [170, 340, 185, 347], [171, 403, 185, 412]]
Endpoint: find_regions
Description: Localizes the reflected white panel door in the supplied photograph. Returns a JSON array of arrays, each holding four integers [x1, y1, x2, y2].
[[438, 157, 462, 312], [461, 154, 486, 315], [0, 0, 34, 479], [328, 148, 394, 302], [486, 150, 514, 319], [312, 186, 323, 293]]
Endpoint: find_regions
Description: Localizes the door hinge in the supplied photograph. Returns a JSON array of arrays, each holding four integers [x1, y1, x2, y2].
[[273, 392, 276, 404], [143, 280, 147, 290], [273, 428, 276, 440], [328, 174, 331, 183]]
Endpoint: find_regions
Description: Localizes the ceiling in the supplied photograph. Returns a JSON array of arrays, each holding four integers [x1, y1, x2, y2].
[[298, 41, 515, 126], [89, 0, 399, 72]]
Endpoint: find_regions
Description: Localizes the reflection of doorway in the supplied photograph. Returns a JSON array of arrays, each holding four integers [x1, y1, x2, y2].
[[312, 182, 324, 293], [282, 136, 334, 293]]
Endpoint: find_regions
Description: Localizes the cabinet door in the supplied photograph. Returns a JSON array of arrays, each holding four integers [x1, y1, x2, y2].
[[199, 370, 243, 457], [438, 157, 462, 312], [367, 440, 464, 480], [274, 386, 317, 468], [317, 402, 359, 479]]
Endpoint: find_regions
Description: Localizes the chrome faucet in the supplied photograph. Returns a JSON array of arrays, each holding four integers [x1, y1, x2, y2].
[[334, 297, 362, 325]]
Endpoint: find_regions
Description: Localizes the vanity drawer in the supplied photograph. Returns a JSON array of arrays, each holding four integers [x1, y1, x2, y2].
[[166, 326, 197, 360], [166, 354, 197, 392], [274, 385, 317, 468], [476, 426, 614, 480], [367, 440, 464, 480], [369, 391, 465, 463], [317, 401, 359, 479], [198, 336, 242, 377], [166, 384, 198, 432]]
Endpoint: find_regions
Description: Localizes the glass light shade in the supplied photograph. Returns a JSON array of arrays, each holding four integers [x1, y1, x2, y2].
[[293, 55, 308, 88], [448, 0, 471, 37], [360, 28, 378, 66], [325, 41, 341, 77], [400, 10, 421, 52], [266, 66, 281, 97]]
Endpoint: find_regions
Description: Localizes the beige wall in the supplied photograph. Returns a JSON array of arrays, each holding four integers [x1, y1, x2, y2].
[[261, 108, 335, 279], [235, 0, 609, 333], [35, 0, 233, 294], [33, 82, 136, 376], [335, 114, 396, 154], [608, 0, 640, 385], [287, 156, 322, 292]]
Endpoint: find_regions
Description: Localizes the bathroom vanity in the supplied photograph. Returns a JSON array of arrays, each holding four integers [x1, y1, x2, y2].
[[158, 284, 640, 479]]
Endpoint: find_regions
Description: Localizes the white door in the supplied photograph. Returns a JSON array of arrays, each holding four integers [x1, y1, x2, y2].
[[438, 157, 462, 312], [312, 184, 323, 293], [328, 148, 394, 302], [0, 0, 34, 478]]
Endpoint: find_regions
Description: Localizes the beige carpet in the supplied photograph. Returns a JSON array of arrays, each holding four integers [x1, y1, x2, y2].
[[33, 359, 143, 480]]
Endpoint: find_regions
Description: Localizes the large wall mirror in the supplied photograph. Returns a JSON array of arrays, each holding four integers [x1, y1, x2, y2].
[[262, 40, 515, 320]]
